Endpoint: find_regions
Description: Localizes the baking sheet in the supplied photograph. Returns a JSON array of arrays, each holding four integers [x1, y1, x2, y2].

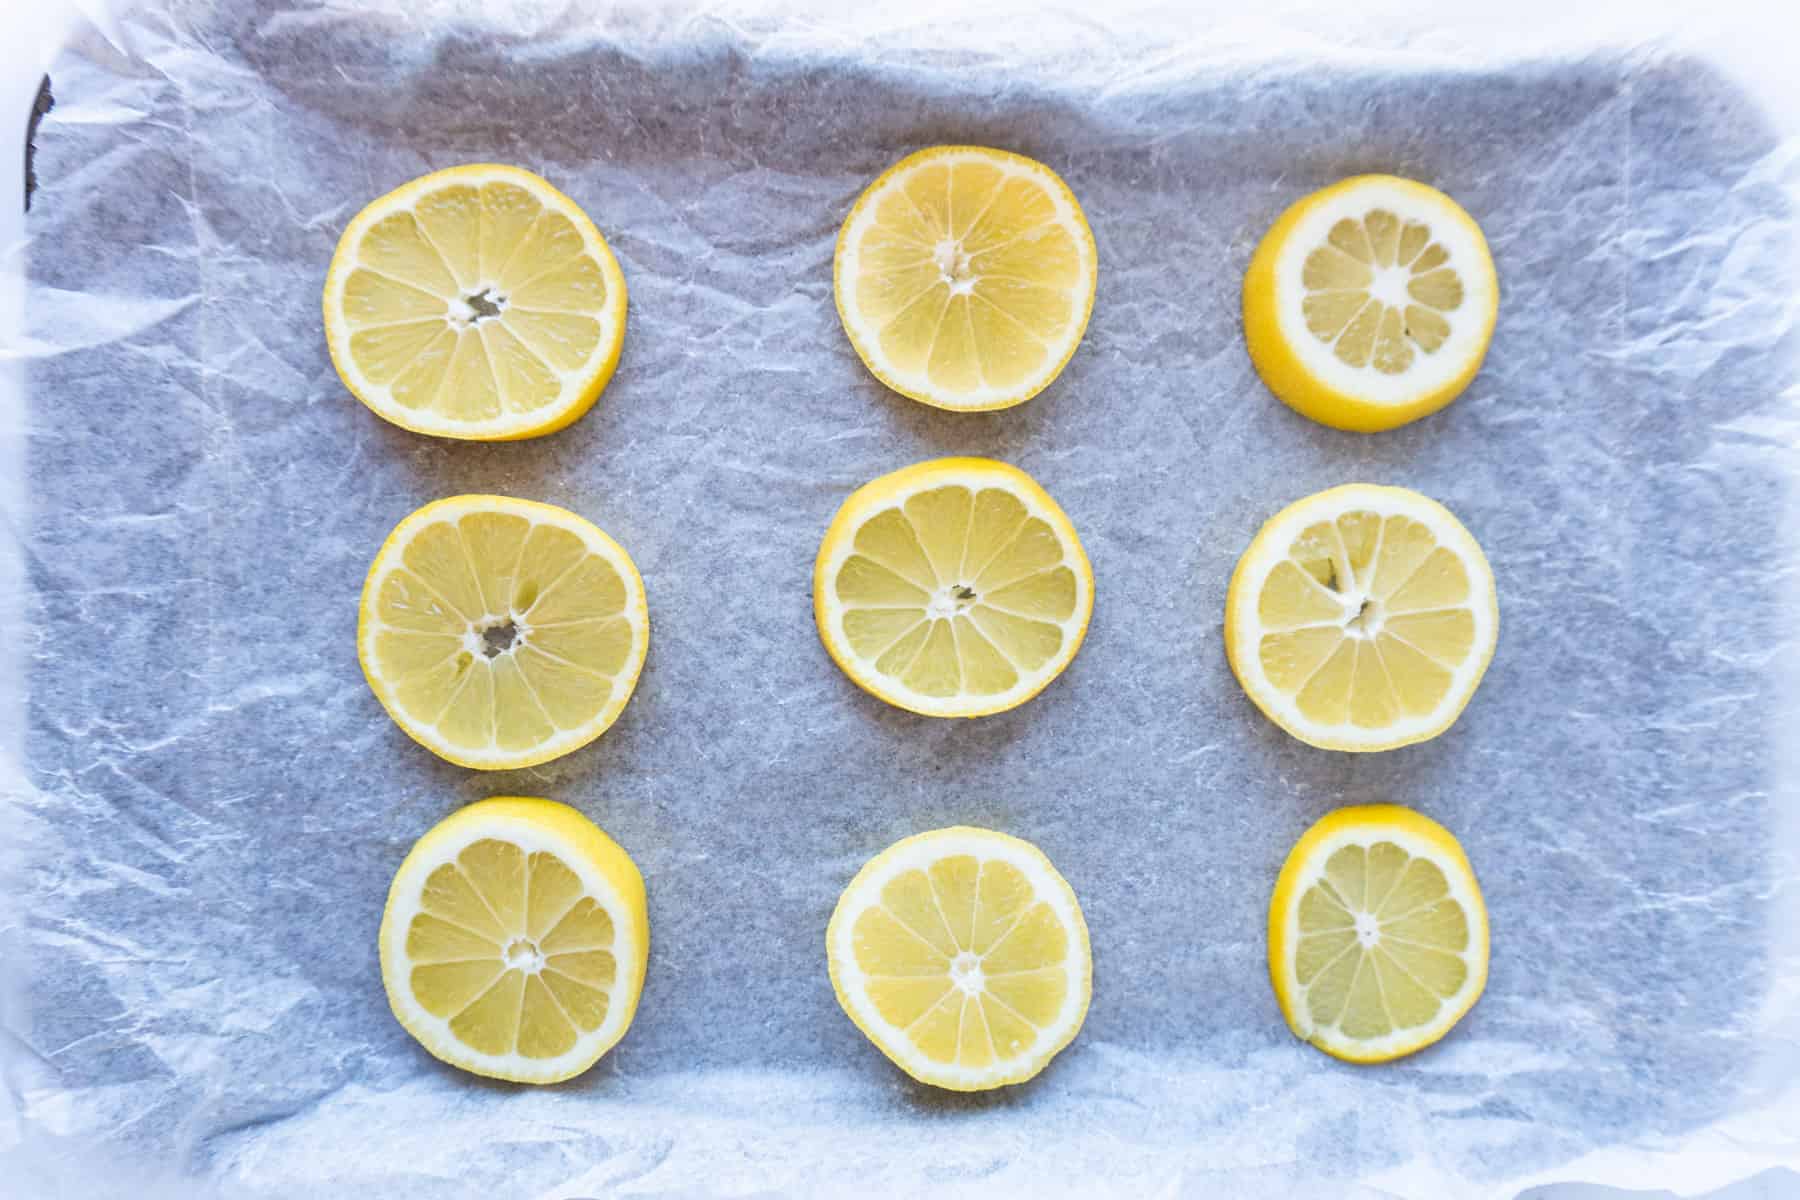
[[6, 1, 1800, 1196]]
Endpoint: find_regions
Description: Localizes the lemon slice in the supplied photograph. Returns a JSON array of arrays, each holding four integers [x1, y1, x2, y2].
[[358, 495, 649, 769], [323, 164, 628, 440], [1269, 805, 1488, 1063], [813, 458, 1093, 718], [834, 146, 1098, 412], [379, 797, 648, 1083], [827, 827, 1092, 1091], [1224, 484, 1498, 751], [1242, 175, 1498, 432]]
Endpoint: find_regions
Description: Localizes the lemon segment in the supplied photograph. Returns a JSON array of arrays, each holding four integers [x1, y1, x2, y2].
[[1268, 805, 1488, 1063], [813, 458, 1093, 718], [827, 827, 1091, 1091], [1225, 484, 1497, 751], [1243, 175, 1497, 432], [324, 164, 628, 441], [834, 146, 1098, 412], [379, 797, 648, 1083], [358, 495, 649, 770]]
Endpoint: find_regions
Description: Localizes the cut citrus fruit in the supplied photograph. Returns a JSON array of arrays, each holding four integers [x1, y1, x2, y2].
[[813, 457, 1093, 718], [1242, 175, 1497, 432], [1224, 484, 1497, 751], [358, 495, 649, 769], [1268, 805, 1488, 1063], [834, 146, 1097, 412], [827, 827, 1091, 1091], [323, 164, 627, 440], [379, 797, 648, 1083]]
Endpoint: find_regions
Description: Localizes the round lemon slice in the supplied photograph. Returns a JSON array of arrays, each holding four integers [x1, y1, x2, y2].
[[1269, 805, 1488, 1063], [358, 495, 649, 770], [379, 797, 649, 1084], [834, 146, 1098, 412], [813, 458, 1093, 718], [827, 827, 1092, 1091], [1243, 175, 1498, 432], [323, 164, 628, 441], [1224, 484, 1498, 751]]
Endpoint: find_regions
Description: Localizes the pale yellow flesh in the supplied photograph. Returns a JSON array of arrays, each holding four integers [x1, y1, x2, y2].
[[832, 483, 1080, 703], [842, 845, 1080, 1079], [366, 509, 636, 757], [843, 151, 1091, 404], [1300, 209, 1465, 374], [406, 838, 619, 1060], [1292, 840, 1475, 1045], [341, 178, 612, 421], [1256, 509, 1477, 730]]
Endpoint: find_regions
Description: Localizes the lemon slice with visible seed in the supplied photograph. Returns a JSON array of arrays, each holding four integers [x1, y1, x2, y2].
[[358, 495, 649, 770], [834, 146, 1098, 412], [323, 164, 627, 441], [813, 458, 1093, 718], [828, 827, 1092, 1091], [1243, 175, 1497, 432], [1224, 484, 1498, 751], [379, 797, 648, 1084], [1269, 805, 1488, 1063]]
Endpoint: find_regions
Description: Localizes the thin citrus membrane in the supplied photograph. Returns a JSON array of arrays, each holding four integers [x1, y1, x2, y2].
[[1243, 175, 1498, 432], [358, 495, 649, 770], [323, 164, 628, 440], [379, 797, 649, 1084], [1225, 484, 1498, 751], [813, 458, 1094, 718], [834, 146, 1098, 412], [1268, 805, 1488, 1063], [827, 827, 1092, 1091]]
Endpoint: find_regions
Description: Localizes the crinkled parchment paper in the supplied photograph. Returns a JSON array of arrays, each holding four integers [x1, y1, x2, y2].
[[4, 1, 1800, 1196]]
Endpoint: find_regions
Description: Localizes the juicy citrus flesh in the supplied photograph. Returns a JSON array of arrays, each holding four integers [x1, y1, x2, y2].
[[1269, 805, 1488, 1063], [1225, 484, 1497, 751], [1299, 206, 1465, 374], [380, 797, 649, 1084], [813, 458, 1093, 718], [1243, 175, 1497, 432], [834, 146, 1098, 412], [359, 495, 649, 769], [323, 164, 627, 440], [827, 827, 1092, 1091]]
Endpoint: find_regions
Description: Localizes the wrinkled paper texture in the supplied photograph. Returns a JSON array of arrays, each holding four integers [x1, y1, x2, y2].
[[4, 1, 1800, 1196]]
